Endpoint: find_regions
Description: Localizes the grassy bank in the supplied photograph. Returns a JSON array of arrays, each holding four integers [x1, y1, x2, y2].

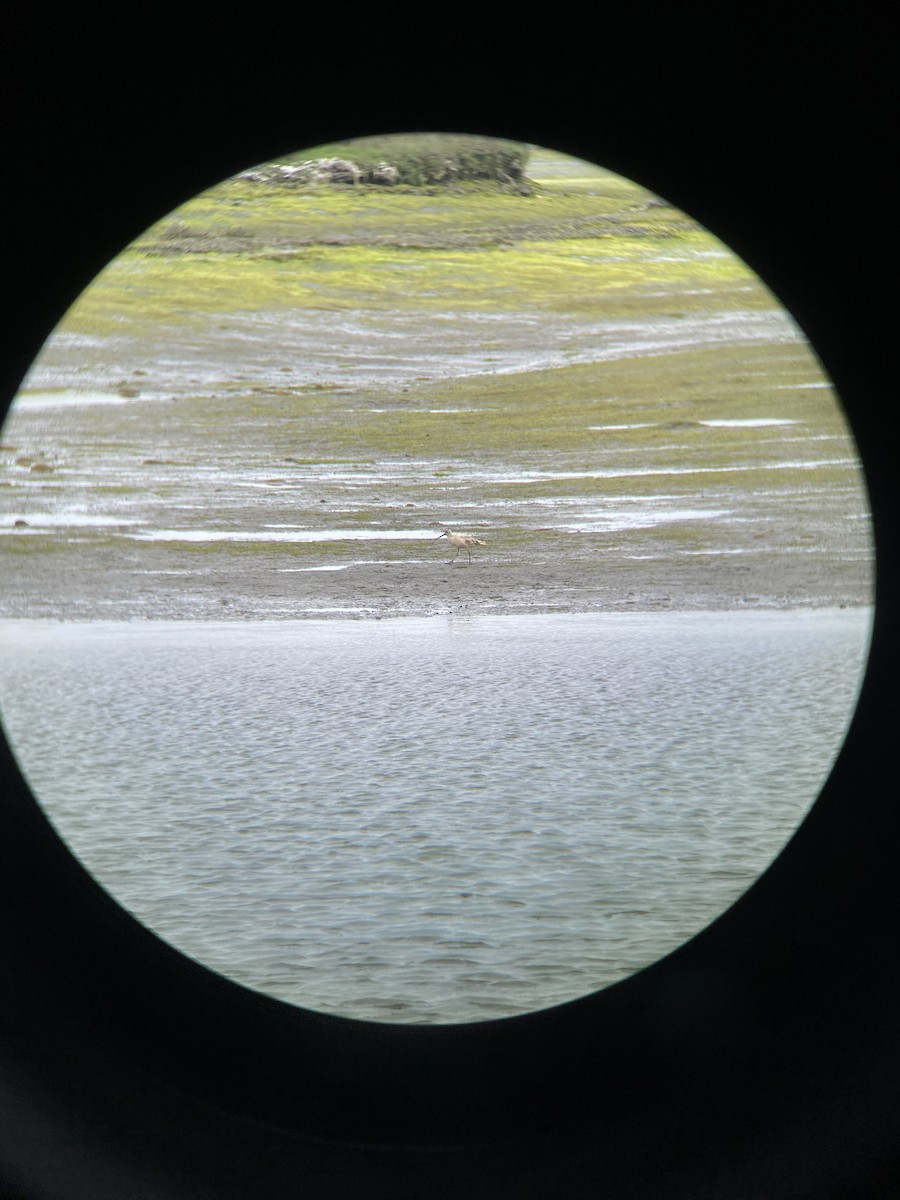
[[283, 132, 531, 187], [58, 144, 768, 339]]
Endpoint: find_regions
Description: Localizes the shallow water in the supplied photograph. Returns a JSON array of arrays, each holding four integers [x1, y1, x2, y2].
[[0, 607, 871, 1023], [17, 308, 796, 400], [0, 396, 868, 570]]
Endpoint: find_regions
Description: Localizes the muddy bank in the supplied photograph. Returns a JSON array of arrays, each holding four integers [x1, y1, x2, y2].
[[0, 533, 872, 622], [0, 141, 874, 625]]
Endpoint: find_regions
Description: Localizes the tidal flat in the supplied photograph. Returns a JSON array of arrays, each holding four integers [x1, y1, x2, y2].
[[0, 145, 873, 621]]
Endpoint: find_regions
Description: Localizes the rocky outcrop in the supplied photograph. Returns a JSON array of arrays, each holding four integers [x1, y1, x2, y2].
[[239, 158, 385, 187], [368, 162, 400, 185], [237, 153, 524, 190], [313, 157, 363, 185]]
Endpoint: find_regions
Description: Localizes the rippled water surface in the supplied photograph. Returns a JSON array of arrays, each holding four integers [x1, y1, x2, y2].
[[0, 607, 871, 1022]]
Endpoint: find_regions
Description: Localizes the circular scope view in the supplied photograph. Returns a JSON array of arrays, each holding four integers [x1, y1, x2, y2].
[[0, 133, 873, 1023]]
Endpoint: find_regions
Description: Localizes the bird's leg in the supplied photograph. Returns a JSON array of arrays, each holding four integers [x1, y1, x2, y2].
[[447, 547, 460, 564]]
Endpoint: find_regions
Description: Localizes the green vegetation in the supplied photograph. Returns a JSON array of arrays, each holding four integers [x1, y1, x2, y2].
[[303, 341, 847, 463], [69, 238, 762, 336], [62, 150, 765, 338], [289, 132, 530, 187]]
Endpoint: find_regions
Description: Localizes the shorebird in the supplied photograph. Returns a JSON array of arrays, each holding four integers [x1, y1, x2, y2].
[[431, 528, 486, 564]]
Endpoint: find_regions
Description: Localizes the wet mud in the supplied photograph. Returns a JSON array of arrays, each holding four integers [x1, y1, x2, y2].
[[0, 144, 874, 622]]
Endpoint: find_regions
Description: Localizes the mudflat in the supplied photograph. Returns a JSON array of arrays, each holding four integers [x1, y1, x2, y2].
[[0, 141, 874, 622], [0, 514, 873, 623]]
